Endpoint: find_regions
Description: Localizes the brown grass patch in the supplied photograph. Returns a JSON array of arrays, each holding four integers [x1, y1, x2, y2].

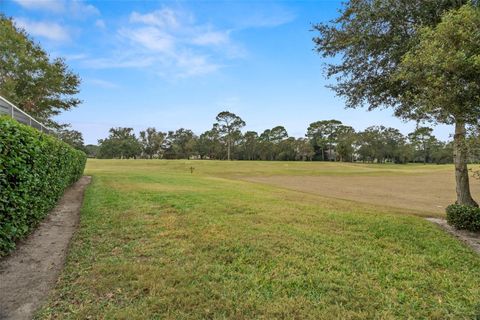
[[242, 171, 480, 216]]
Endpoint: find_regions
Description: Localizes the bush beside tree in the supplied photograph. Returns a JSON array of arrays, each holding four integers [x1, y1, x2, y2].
[[446, 204, 480, 232]]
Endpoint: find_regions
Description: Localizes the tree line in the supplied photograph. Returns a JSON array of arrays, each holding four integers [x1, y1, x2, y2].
[[65, 111, 470, 164]]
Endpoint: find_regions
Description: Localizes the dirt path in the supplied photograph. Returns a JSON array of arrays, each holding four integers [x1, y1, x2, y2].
[[0, 176, 91, 320]]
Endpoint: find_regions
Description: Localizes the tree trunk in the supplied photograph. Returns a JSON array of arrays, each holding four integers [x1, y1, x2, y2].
[[453, 120, 478, 207]]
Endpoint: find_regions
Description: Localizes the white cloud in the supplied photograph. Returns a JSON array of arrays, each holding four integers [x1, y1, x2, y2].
[[241, 13, 295, 28], [14, 18, 70, 42], [13, 0, 100, 17], [175, 53, 221, 77], [96, 7, 239, 77], [87, 78, 119, 89], [13, 0, 64, 12], [129, 8, 181, 29], [192, 31, 229, 46], [235, 7, 296, 29], [95, 19, 106, 28], [119, 27, 174, 53], [81, 54, 157, 69], [80, 5, 286, 78], [70, 0, 100, 17]]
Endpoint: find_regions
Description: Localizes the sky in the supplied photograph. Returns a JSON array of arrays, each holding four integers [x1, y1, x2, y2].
[[1, 0, 453, 145]]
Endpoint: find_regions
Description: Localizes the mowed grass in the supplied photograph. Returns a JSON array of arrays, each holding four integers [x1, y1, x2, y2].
[[38, 160, 480, 319]]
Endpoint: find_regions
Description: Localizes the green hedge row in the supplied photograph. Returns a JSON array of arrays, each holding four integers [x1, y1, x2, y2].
[[0, 116, 86, 256]]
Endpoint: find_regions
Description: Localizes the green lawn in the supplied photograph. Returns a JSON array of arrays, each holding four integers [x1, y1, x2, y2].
[[38, 160, 480, 319]]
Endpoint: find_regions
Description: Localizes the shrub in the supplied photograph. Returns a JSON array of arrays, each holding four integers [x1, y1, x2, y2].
[[446, 204, 480, 232], [0, 116, 86, 256]]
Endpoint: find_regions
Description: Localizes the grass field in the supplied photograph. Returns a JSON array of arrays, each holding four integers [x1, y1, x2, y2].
[[38, 160, 480, 319]]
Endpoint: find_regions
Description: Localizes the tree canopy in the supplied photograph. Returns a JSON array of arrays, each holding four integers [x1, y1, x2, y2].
[[395, 3, 480, 125], [97, 128, 141, 159], [0, 15, 81, 128], [312, 0, 470, 114]]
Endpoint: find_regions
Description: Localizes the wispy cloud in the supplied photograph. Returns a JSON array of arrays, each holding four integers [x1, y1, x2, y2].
[[74, 5, 291, 78], [13, 0, 64, 12], [87, 78, 119, 89], [129, 8, 182, 29], [119, 26, 174, 53], [192, 31, 230, 46], [12, 0, 99, 17], [70, 0, 99, 17], [95, 19, 106, 29], [14, 18, 70, 42], [238, 10, 296, 29], [79, 7, 238, 78]]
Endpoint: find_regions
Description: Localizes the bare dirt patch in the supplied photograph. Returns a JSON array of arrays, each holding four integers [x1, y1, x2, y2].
[[243, 172, 480, 216], [0, 176, 91, 320]]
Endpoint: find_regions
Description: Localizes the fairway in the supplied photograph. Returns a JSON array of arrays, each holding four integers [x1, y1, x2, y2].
[[244, 170, 480, 216], [38, 160, 480, 319]]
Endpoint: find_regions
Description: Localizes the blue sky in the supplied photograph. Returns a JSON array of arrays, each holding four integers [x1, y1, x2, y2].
[[2, 0, 452, 144]]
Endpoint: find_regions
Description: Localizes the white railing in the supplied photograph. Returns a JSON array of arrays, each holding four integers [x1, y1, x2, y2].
[[0, 95, 51, 133]]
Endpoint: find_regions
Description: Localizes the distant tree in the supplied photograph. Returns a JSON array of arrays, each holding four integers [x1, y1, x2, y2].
[[214, 111, 246, 160], [295, 138, 315, 161], [313, 0, 479, 206], [408, 127, 436, 164], [306, 120, 342, 161], [277, 137, 297, 161], [335, 125, 356, 162], [258, 129, 275, 160], [397, 142, 415, 165], [196, 128, 222, 159], [466, 125, 480, 163], [0, 16, 81, 128], [56, 128, 85, 152], [139, 127, 165, 159], [229, 129, 243, 159], [356, 127, 381, 162], [242, 131, 259, 160], [84, 144, 99, 158], [269, 126, 288, 159], [163, 128, 197, 159], [306, 122, 326, 161], [431, 141, 454, 164], [98, 127, 141, 159], [355, 126, 406, 163], [269, 126, 288, 143], [382, 127, 408, 163]]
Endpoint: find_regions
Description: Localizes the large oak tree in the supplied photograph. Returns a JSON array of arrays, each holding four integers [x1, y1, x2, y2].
[[313, 0, 479, 206], [396, 4, 480, 206]]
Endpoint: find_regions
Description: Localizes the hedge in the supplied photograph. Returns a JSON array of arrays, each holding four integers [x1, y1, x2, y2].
[[446, 204, 480, 232], [0, 116, 86, 256]]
